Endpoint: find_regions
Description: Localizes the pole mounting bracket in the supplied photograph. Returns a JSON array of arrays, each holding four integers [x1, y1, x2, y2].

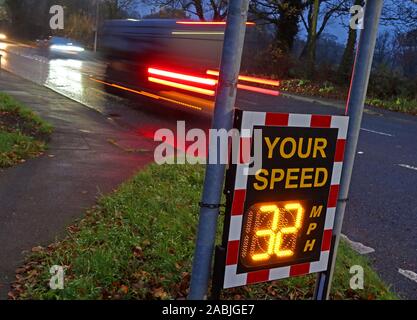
[[198, 202, 225, 209]]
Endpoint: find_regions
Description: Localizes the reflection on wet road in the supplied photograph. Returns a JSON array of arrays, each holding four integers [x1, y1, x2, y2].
[[46, 59, 84, 99], [1, 42, 103, 105], [0, 41, 204, 133]]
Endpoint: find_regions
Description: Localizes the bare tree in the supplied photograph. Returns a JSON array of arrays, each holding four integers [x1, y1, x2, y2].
[[249, 0, 306, 54], [392, 28, 417, 79], [143, 0, 228, 21], [0, 0, 8, 22], [381, 0, 417, 31], [337, 0, 363, 82], [4, 0, 52, 39], [299, 0, 350, 77], [144, 7, 188, 18], [373, 31, 392, 68], [102, 0, 141, 19]]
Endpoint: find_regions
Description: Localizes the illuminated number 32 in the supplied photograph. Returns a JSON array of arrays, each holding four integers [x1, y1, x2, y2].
[[252, 203, 304, 261]]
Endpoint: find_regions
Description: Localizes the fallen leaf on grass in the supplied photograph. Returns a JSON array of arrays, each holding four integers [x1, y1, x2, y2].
[[267, 285, 277, 297], [67, 225, 80, 234], [120, 285, 129, 295], [153, 287, 168, 299], [132, 270, 150, 281], [133, 246, 143, 259], [47, 243, 58, 251], [101, 288, 112, 299], [174, 272, 190, 297], [7, 291, 17, 300], [15, 267, 26, 274]]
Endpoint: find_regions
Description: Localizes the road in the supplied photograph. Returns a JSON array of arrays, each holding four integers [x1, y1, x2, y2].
[[0, 41, 416, 299]]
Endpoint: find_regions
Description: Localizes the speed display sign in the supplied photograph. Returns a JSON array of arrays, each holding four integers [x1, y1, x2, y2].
[[221, 110, 349, 289]]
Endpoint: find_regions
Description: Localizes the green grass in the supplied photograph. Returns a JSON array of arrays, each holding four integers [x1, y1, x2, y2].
[[10, 163, 397, 300], [281, 79, 417, 116], [0, 93, 52, 167], [0, 132, 46, 167], [366, 97, 417, 115]]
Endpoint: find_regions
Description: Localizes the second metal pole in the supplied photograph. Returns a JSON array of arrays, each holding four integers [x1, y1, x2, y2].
[[314, 0, 384, 300], [188, 0, 250, 300]]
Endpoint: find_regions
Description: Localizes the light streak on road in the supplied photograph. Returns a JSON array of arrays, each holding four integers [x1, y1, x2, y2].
[[89, 77, 203, 111], [237, 84, 280, 96], [206, 69, 280, 87], [172, 31, 224, 35]]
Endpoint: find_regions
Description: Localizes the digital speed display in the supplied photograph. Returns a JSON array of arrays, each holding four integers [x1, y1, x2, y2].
[[221, 111, 348, 289], [236, 126, 337, 273], [239, 200, 327, 272], [240, 201, 304, 268]]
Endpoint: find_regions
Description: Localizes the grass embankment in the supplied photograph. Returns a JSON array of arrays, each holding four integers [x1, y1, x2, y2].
[[0, 93, 52, 167], [280, 79, 417, 115], [10, 163, 397, 300]]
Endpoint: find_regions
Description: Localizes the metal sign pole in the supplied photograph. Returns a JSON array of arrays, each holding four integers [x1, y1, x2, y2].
[[314, 0, 384, 300], [188, 0, 250, 300]]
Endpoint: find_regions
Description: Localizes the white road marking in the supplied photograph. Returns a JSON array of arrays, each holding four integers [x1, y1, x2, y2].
[[361, 128, 393, 137], [357, 151, 364, 154], [398, 164, 417, 171], [398, 269, 417, 283], [340, 234, 375, 254]]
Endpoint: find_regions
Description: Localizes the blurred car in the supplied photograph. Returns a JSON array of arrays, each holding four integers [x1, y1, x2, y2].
[[35, 38, 48, 48], [36, 36, 85, 58], [98, 19, 279, 114], [99, 19, 226, 112]]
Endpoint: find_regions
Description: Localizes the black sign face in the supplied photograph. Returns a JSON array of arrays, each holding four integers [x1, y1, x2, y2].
[[237, 126, 338, 273]]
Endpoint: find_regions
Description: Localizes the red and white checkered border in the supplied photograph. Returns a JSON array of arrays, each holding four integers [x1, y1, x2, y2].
[[223, 112, 349, 289]]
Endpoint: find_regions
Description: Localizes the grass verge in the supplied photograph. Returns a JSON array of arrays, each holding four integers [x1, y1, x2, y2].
[[9, 163, 397, 300], [0, 93, 52, 167], [280, 79, 417, 116]]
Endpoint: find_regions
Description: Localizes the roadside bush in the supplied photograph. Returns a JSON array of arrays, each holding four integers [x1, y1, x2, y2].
[[368, 66, 416, 100]]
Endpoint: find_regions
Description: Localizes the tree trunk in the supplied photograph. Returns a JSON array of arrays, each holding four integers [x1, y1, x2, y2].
[[275, 0, 304, 54], [337, 0, 362, 82], [301, 0, 320, 78], [192, 0, 206, 21], [337, 23, 357, 82]]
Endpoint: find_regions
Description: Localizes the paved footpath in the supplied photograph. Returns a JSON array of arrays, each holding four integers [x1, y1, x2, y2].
[[0, 70, 156, 298]]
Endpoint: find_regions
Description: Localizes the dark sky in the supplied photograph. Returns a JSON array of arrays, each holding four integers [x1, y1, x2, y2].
[[135, 3, 392, 45], [136, 3, 350, 43]]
